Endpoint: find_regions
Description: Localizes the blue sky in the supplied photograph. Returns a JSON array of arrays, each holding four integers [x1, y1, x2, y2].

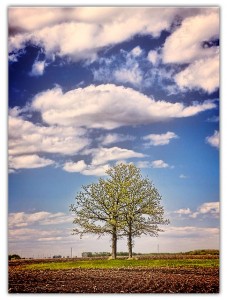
[[8, 6, 220, 258]]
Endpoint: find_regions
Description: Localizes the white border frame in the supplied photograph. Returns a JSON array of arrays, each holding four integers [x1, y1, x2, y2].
[[1, 1, 226, 299]]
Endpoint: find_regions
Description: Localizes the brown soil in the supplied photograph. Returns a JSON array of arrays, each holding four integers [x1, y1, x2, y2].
[[8, 260, 219, 293]]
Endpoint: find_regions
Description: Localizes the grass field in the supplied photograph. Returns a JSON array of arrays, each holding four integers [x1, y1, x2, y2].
[[24, 258, 219, 270]]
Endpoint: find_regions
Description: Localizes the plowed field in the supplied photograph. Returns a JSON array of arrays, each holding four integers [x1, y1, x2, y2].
[[8, 257, 219, 293]]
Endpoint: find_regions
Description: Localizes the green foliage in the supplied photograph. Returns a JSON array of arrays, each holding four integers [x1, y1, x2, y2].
[[25, 258, 219, 270], [70, 163, 169, 258]]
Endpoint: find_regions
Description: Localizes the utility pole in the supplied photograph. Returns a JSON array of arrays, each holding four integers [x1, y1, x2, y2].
[[157, 244, 159, 254], [71, 247, 72, 258]]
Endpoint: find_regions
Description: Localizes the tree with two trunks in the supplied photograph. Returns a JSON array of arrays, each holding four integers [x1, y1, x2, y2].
[[70, 163, 169, 259]]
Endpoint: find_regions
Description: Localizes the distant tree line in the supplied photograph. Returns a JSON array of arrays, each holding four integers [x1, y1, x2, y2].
[[8, 254, 21, 260], [82, 251, 143, 257], [182, 249, 219, 255]]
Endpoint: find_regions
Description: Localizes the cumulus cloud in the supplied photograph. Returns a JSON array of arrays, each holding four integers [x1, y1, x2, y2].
[[8, 115, 90, 157], [63, 160, 110, 176], [197, 202, 219, 215], [30, 60, 46, 76], [9, 7, 212, 63], [162, 10, 219, 93], [206, 130, 220, 148], [66, 162, 110, 176], [151, 160, 169, 169], [8, 83, 216, 171], [63, 160, 87, 173], [9, 211, 72, 228], [143, 131, 178, 146], [100, 133, 135, 146], [174, 202, 219, 219], [174, 208, 192, 215], [63, 146, 144, 176], [31, 84, 216, 130], [147, 50, 159, 65], [8, 210, 74, 246], [131, 46, 143, 57], [174, 54, 219, 93], [86, 147, 145, 166], [163, 10, 219, 64], [9, 154, 54, 171], [8, 114, 91, 171]]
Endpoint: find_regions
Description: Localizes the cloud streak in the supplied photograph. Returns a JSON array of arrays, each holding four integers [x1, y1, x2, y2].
[[206, 130, 220, 149], [9, 154, 54, 171], [143, 131, 178, 146], [174, 202, 219, 219]]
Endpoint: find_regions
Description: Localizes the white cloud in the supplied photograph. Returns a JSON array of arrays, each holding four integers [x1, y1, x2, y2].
[[9, 7, 212, 63], [30, 60, 46, 76], [9, 115, 90, 157], [197, 202, 219, 215], [100, 133, 135, 146], [162, 10, 219, 93], [135, 160, 172, 169], [151, 160, 169, 169], [163, 11, 219, 64], [63, 160, 110, 176], [131, 46, 143, 57], [31, 84, 216, 130], [87, 147, 145, 166], [147, 50, 159, 65], [161, 226, 219, 238], [93, 48, 144, 87], [174, 202, 219, 219], [8, 8, 71, 33], [82, 164, 110, 176], [174, 54, 219, 93], [111, 47, 144, 86], [206, 130, 219, 148], [113, 64, 143, 86], [174, 208, 192, 215], [9, 211, 73, 228], [63, 160, 87, 173], [63, 146, 145, 175], [143, 131, 178, 146], [9, 154, 54, 170]]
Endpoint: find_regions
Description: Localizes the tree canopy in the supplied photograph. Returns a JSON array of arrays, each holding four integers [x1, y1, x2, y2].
[[70, 163, 169, 258]]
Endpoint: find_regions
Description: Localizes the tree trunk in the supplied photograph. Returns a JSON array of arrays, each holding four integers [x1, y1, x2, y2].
[[128, 223, 133, 258], [111, 226, 117, 259]]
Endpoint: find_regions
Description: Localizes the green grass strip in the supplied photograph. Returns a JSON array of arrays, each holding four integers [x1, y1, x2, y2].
[[24, 259, 219, 270]]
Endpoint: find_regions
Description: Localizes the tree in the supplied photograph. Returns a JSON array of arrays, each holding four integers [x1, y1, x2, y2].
[[116, 164, 169, 258], [70, 174, 127, 259], [70, 163, 169, 259]]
